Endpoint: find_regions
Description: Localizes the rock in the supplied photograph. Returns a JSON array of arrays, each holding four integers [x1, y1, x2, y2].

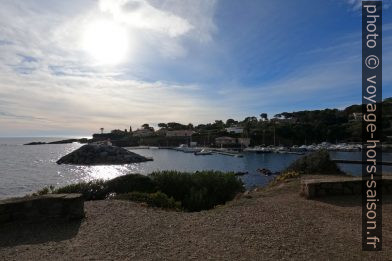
[[24, 138, 90, 146], [243, 191, 252, 199], [56, 144, 153, 165], [99, 151, 108, 158], [24, 142, 47, 145], [257, 168, 272, 176]]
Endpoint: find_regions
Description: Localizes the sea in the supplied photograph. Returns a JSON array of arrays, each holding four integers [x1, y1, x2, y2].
[[1, 137, 391, 199]]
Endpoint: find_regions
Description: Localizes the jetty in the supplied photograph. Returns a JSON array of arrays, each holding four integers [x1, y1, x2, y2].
[[215, 151, 243, 157]]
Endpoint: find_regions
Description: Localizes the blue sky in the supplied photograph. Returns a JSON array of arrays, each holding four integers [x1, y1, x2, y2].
[[0, 0, 391, 136]]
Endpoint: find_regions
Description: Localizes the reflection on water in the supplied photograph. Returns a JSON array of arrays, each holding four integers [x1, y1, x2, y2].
[[1, 137, 392, 199], [70, 165, 131, 181]]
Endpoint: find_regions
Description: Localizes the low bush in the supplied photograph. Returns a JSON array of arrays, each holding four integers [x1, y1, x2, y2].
[[285, 150, 343, 175], [32, 185, 56, 196], [106, 174, 156, 194], [149, 171, 192, 201], [55, 180, 108, 200], [50, 171, 244, 211], [150, 171, 244, 212], [114, 191, 180, 210], [53, 174, 155, 200]]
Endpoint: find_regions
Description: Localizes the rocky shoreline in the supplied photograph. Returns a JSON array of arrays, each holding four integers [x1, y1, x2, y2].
[[24, 138, 89, 145], [56, 144, 152, 165]]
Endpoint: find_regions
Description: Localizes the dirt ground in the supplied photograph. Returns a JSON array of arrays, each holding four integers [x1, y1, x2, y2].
[[1, 178, 391, 260]]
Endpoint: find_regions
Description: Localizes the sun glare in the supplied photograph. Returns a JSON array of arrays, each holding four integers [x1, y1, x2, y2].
[[82, 20, 129, 65]]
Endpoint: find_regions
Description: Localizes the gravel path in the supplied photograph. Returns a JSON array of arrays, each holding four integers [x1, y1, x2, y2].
[[1, 179, 391, 260]]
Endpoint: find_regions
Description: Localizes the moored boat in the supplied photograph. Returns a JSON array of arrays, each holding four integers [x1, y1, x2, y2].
[[194, 149, 213, 155]]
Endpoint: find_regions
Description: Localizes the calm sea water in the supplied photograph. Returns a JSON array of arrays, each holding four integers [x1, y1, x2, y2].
[[1, 137, 391, 199]]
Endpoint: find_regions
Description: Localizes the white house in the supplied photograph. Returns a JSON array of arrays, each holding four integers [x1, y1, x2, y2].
[[215, 136, 237, 145], [166, 130, 194, 137], [133, 129, 154, 137], [225, 126, 244, 134]]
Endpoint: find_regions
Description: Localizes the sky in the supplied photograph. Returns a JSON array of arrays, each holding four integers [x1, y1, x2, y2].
[[0, 0, 391, 137]]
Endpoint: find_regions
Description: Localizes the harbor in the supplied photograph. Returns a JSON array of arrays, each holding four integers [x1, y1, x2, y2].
[[132, 141, 366, 158]]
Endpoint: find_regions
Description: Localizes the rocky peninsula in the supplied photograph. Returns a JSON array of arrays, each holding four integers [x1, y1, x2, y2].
[[56, 144, 152, 165], [24, 138, 89, 145]]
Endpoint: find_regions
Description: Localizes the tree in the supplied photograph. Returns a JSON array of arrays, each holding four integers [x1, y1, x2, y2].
[[142, 123, 150, 129], [111, 129, 124, 135], [274, 113, 282, 118], [158, 123, 167, 129], [243, 116, 258, 123], [226, 119, 238, 126], [260, 113, 268, 121], [281, 112, 292, 119], [213, 120, 225, 129], [167, 122, 186, 130]]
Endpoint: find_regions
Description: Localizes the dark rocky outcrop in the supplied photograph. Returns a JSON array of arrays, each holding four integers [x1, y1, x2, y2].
[[24, 142, 47, 145], [24, 138, 89, 145], [56, 144, 153, 165], [48, 138, 89, 144]]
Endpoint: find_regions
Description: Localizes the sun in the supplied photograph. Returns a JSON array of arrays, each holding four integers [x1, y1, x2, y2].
[[82, 20, 129, 65]]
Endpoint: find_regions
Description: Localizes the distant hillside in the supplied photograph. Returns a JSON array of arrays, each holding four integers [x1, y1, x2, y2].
[[92, 97, 392, 147]]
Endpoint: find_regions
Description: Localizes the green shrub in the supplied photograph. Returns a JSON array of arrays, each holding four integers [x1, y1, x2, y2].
[[106, 174, 156, 194], [285, 150, 344, 175], [53, 171, 244, 211], [149, 171, 193, 201], [114, 191, 180, 210], [54, 174, 156, 200], [32, 185, 56, 196], [150, 171, 244, 212], [55, 180, 108, 200]]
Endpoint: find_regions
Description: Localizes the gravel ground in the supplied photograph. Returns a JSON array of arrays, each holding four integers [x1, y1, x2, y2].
[[0, 178, 391, 260]]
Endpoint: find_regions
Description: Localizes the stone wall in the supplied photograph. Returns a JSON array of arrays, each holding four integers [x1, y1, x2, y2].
[[301, 176, 392, 199], [0, 194, 84, 224]]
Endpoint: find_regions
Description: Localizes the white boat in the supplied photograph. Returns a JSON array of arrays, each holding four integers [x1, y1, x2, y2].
[[256, 147, 272, 153], [274, 146, 288, 153], [245, 146, 272, 153], [181, 146, 201, 153], [194, 149, 213, 155], [175, 144, 194, 152]]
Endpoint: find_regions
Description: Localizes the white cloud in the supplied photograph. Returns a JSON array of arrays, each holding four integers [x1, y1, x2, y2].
[[99, 0, 193, 37], [0, 0, 220, 135], [0, 63, 228, 135], [149, 0, 218, 43]]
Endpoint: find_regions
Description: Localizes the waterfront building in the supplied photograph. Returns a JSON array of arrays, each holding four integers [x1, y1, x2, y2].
[[215, 136, 237, 146], [166, 130, 195, 137], [133, 129, 155, 137], [225, 126, 244, 134]]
